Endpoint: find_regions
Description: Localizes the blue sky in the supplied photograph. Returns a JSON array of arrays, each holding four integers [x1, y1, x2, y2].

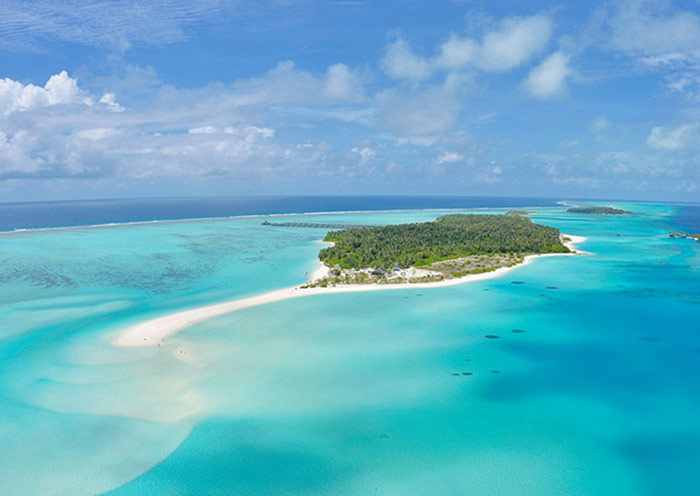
[[0, 0, 699, 202]]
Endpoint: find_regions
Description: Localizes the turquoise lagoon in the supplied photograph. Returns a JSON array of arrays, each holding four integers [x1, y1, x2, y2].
[[0, 203, 698, 495]]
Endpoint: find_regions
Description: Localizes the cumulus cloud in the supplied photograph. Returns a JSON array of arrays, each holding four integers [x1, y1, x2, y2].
[[0, 71, 120, 116], [323, 63, 364, 100], [0, 71, 128, 177], [647, 123, 700, 150], [0, 65, 365, 183], [524, 52, 572, 99], [382, 14, 553, 83], [436, 15, 552, 72], [381, 39, 432, 81], [435, 34, 478, 70], [98, 93, 124, 112], [436, 151, 464, 164], [0, 130, 40, 174], [478, 15, 553, 72]]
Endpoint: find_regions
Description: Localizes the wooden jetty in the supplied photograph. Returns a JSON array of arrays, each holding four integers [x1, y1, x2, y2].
[[261, 220, 375, 229]]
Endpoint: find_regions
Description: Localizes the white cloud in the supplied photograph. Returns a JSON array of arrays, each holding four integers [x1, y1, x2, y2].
[[378, 80, 463, 137], [381, 38, 432, 81], [436, 151, 464, 164], [436, 15, 552, 72], [393, 14, 552, 80], [229, 60, 365, 105], [75, 128, 118, 141], [435, 34, 478, 70], [478, 15, 553, 72], [0, 130, 40, 174], [0, 65, 369, 183], [99, 93, 124, 112], [647, 123, 700, 150], [0, 71, 97, 115], [639, 52, 690, 67], [0, 71, 125, 117], [323, 63, 364, 100], [524, 52, 572, 99], [188, 126, 275, 138], [601, 2, 700, 102], [476, 163, 502, 183], [606, 0, 700, 56], [351, 146, 377, 166]]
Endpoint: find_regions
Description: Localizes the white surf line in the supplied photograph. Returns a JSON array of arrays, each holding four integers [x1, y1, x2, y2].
[[113, 234, 587, 348]]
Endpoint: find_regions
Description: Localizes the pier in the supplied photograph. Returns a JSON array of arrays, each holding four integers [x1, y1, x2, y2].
[[262, 220, 376, 229]]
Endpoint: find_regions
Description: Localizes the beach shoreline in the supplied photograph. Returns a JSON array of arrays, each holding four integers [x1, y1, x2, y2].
[[113, 234, 587, 347]]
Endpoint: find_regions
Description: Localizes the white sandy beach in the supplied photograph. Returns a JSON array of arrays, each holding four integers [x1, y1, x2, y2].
[[113, 234, 587, 347]]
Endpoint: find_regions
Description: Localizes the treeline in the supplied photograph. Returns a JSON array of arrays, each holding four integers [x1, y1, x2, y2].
[[320, 214, 569, 270], [567, 206, 630, 215]]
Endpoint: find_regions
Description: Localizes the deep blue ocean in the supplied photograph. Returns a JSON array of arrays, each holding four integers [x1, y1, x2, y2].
[[0, 196, 560, 231], [0, 196, 698, 496], [675, 204, 700, 231]]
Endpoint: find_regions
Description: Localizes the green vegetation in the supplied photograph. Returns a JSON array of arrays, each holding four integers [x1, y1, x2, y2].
[[506, 210, 534, 216], [566, 206, 630, 215], [669, 232, 700, 242], [319, 214, 569, 270]]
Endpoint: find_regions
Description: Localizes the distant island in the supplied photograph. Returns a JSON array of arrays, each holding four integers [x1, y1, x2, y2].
[[506, 210, 535, 216], [566, 206, 631, 215], [306, 214, 572, 287], [669, 232, 700, 242]]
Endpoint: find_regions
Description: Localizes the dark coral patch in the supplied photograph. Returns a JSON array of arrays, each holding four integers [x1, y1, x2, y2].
[[484, 334, 501, 339], [511, 329, 525, 333]]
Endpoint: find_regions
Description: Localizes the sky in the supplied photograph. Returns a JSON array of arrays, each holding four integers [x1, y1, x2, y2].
[[0, 0, 699, 203]]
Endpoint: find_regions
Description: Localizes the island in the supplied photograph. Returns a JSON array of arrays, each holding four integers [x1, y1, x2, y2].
[[305, 214, 572, 287], [113, 215, 587, 347], [566, 206, 631, 215], [669, 232, 700, 242]]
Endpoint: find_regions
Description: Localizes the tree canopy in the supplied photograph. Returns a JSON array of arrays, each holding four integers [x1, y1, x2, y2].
[[566, 206, 630, 215], [320, 214, 569, 270]]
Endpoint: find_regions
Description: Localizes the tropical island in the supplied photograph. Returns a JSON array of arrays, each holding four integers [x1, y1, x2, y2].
[[669, 231, 700, 242], [304, 214, 572, 287], [567, 206, 631, 215], [114, 214, 586, 347]]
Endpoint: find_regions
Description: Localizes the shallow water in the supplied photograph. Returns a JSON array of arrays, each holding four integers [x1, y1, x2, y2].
[[0, 202, 698, 495]]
